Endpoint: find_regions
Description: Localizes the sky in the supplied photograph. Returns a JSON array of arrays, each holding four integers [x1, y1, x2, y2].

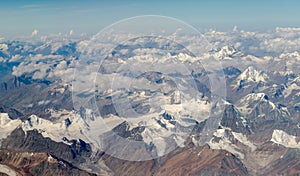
[[1, 0, 300, 37]]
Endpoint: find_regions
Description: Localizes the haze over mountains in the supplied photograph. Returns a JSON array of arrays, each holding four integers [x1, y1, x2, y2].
[[0, 27, 299, 175]]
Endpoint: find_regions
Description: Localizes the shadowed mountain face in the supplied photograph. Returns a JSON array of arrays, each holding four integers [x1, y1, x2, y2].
[[0, 104, 23, 119], [0, 30, 300, 176]]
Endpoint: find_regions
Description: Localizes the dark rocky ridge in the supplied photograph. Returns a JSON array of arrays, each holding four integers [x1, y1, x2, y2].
[[0, 149, 95, 176], [1, 128, 92, 168]]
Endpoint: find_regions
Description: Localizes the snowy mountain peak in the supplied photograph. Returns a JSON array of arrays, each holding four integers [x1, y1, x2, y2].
[[220, 45, 237, 54], [279, 51, 300, 59], [237, 92, 270, 107], [212, 45, 243, 59], [240, 66, 267, 82], [242, 92, 267, 101], [271, 130, 300, 149], [233, 66, 268, 89], [0, 113, 22, 141], [236, 93, 276, 114], [0, 113, 11, 126]]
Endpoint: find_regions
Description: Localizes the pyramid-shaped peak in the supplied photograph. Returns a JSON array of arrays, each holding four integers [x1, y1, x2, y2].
[[238, 66, 268, 82]]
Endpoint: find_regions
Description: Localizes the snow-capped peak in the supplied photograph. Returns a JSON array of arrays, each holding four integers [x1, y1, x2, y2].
[[239, 92, 267, 102], [233, 66, 268, 89], [282, 76, 300, 98], [208, 128, 256, 159], [238, 66, 268, 83], [236, 93, 276, 114], [0, 113, 22, 142], [21, 110, 90, 145], [279, 51, 300, 59], [212, 45, 242, 59], [271, 130, 300, 149]]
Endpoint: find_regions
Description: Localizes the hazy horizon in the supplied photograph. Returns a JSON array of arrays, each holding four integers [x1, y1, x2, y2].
[[1, 0, 300, 37]]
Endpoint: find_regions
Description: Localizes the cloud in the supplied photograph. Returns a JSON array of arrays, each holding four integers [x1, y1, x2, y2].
[[4, 26, 300, 92], [31, 29, 39, 36], [275, 27, 300, 32]]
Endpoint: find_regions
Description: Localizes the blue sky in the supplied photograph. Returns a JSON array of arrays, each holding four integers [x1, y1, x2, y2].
[[1, 0, 300, 37]]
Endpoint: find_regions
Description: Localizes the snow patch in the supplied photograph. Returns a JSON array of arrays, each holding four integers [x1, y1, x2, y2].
[[21, 111, 90, 145], [208, 129, 245, 159], [271, 130, 300, 149], [0, 113, 22, 143]]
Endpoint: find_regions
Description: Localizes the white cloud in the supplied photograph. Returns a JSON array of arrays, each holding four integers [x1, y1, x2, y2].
[[275, 27, 300, 32], [4, 26, 300, 91], [31, 29, 39, 36]]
